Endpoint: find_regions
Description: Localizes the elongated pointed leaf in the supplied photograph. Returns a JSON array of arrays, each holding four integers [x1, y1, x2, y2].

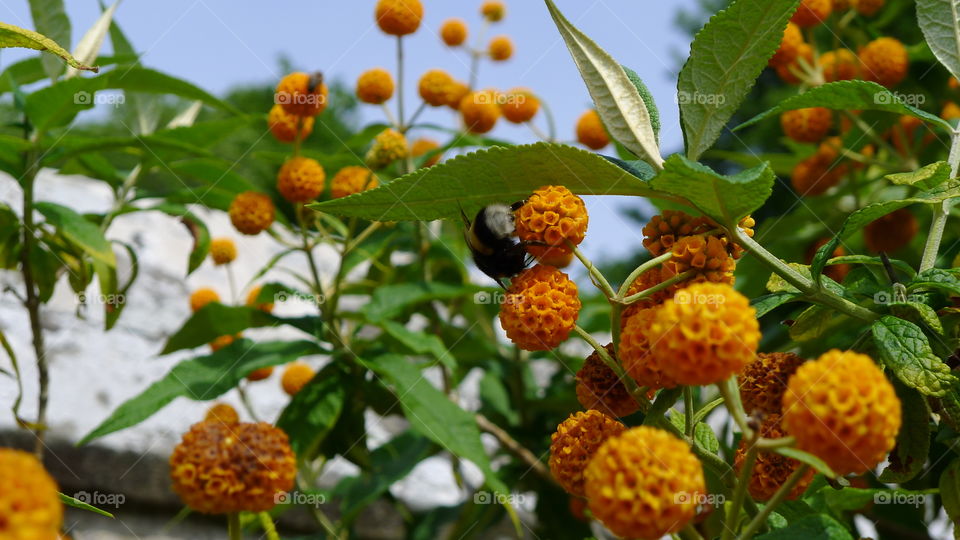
[[737, 80, 953, 133], [544, 0, 662, 168], [0, 21, 93, 73], [311, 143, 671, 222], [679, 0, 801, 160], [60, 493, 114, 518], [80, 340, 321, 444], [872, 316, 957, 397], [276, 364, 347, 459], [161, 303, 321, 354], [65, 0, 120, 78], [29, 0, 73, 79], [917, 0, 960, 81]]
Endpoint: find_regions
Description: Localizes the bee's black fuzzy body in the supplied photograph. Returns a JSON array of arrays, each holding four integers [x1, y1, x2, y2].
[[462, 203, 533, 288]]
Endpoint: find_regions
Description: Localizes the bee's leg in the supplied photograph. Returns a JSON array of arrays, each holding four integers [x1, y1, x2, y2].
[[519, 240, 550, 248], [496, 278, 508, 290], [510, 200, 527, 211]]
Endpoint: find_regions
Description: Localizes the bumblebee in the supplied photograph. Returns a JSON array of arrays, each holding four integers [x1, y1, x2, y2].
[[461, 202, 537, 288]]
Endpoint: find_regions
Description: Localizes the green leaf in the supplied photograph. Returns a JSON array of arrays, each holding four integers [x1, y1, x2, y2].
[[774, 447, 837, 478], [544, 0, 662, 168], [330, 431, 432, 523], [886, 161, 952, 191], [479, 372, 520, 426], [29, 242, 59, 302], [755, 514, 853, 540], [890, 302, 945, 334], [789, 305, 835, 341], [0, 21, 93, 74], [650, 154, 774, 225], [917, 0, 960, 81], [276, 364, 347, 460], [161, 303, 320, 355], [820, 487, 934, 513], [362, 283, 481, 323], [871, 316, 958, 397], [879, 383, 931, 483], [310, 143, 670, 222], [908, 268, 960, 296], [736, 80, 953, 133], [811, 179, 960, 282], [360, 354, 512, 499], [940, 458, 960, 529], [678, 0, 801, 160], [59, 492, 114, 518], [694, 422, 720, 455], [35, 202, 116, 302], [65, 0, 119, 78], [80, 340, 320, 444], [151, 203, 210, 274], [622, 65, 661, 139], [380, 321, 455, 370], [28, 0, 72, 79]]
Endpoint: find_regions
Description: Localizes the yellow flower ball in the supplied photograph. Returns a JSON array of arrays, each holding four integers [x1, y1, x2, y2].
[[781, 107, 833, 143], [820, 48, 860, 82], [410, 138, 442, 167], [852, 0, 884, 16], [481, 0, 507, 22], [734, 414, 815, 501], [576, 110, 609, 150], [460, 90, 502, 134], [330, 166, 378, 199], [246, 366, 274, 382], [642, 210, 710, 256], [209, 237, 236, 266], [190, 288, 220, 312], [204, 403, 239, 425], [514, 185, 588, 260], [620, 307, 677, 390], [445, 81, 471, 110], [209, 334, 239, 352], [418, 69, 457, 107], [782, 350, 901, 475], [661, 234, 736, 287], [859, 37, 908, 88], [549, 410, 626, 497], [277, 156, 325, 203], [440, 18, 468, 46], [169, 421, 297, 514], [365, 128, 409, 169], [499, 264, 581, 351], [584, 426, 705, 539], [739, 352, 806, 415], [0, 448, 63, 540], [275, 72, 329, 117], [791, 152, 847, 197], [791, 0, 832, 27], [229, 191, 275, 236], [646, 283, 760, 386], [769, 22, 804, 68], [268, 104, 314, 144], [864, 207, 918, 254], [375, 0, 423, 36], [575, 344, 639, 418], [245, 285, 275, 313], [776, 42, 814, 84], [282, 362, 316, 396], [356, 68, 395, 105], [488, 35, 514, 61], [500, 87, 539, 124]]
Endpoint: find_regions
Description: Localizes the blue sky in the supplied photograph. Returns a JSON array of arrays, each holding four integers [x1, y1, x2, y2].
[[0, 0, 701, 261]]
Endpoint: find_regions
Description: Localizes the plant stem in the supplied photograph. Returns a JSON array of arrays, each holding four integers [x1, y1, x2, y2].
[[718, 377, 753, 440], [476, 414, 554, 484], [396, 36, 406, 128], [755, 436, 796, 450], [721, 443, 757, 540], [227, 513, 242, 540], [738, 465, 811, 539], [568, 241, 616, 299], [573, 325, 651, 412], [684, 387, 695, 436], [620, 270, 695, 306], [538, 97, 558, 142], [258, 512, 280, 540], [402, 101, 427, 132], [920, 128, 960, 272], [19, 131, 47, 459], [679, 524, 706, 540], [617, 252, 673, 297], [226, 264, 239, 304], [729, 227, 879, 322]]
